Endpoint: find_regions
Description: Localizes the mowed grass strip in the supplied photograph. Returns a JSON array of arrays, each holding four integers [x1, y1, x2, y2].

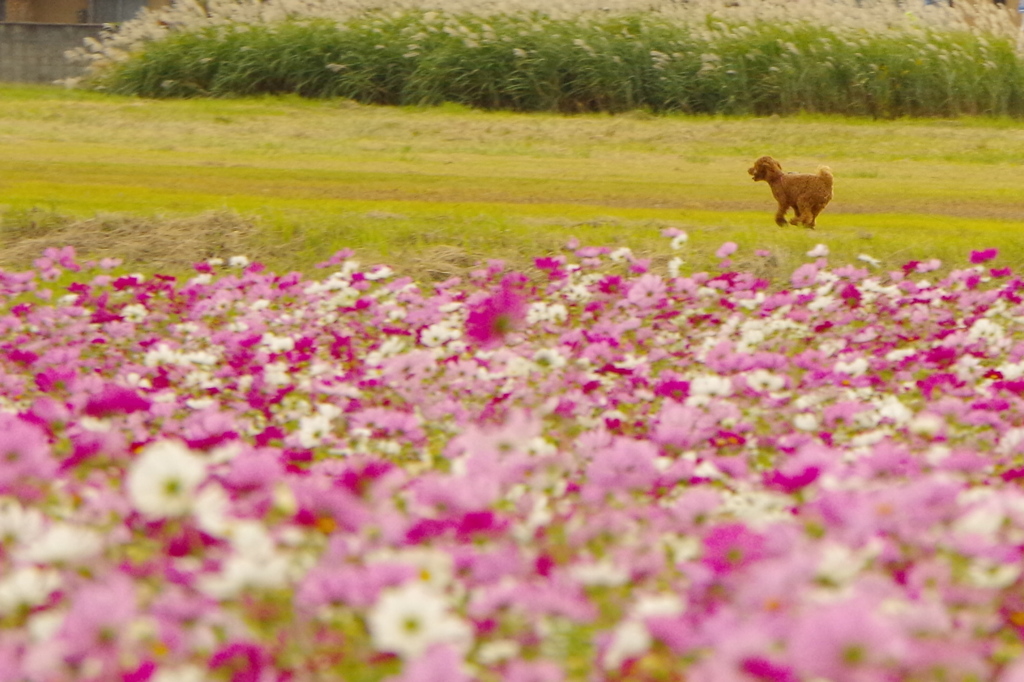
[[1, 84, 1023, 279]]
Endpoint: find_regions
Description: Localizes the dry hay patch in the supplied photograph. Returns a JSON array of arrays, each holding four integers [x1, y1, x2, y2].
[[406, 245, 480, 282], [0, 211, 276, 273]]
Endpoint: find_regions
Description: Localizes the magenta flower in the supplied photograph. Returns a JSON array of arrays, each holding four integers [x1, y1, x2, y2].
[[465, 278, 527, 348], [82, 383, 151, 418], [208, 641, 269, 682], [34, 366, 77, 394], [741, 656, 799, 682], [969, 248, 998, 264]]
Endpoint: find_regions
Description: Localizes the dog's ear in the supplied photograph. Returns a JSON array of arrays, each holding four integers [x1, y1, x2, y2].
[[749, 156, 773, 178]]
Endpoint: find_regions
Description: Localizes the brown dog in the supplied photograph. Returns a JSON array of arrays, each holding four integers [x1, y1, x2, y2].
[[748, 156, 833, 229]]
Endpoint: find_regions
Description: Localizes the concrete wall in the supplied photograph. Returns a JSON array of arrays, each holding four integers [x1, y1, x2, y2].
[[0, 23, 103, 83], [3, 0, 172, 23], [4, 0, 86, 23]]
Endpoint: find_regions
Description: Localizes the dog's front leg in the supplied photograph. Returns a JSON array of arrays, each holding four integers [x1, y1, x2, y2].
[[774, 204, 789, 227]]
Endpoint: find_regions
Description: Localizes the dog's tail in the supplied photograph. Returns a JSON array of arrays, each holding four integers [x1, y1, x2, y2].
[[816, 165, 833, 187]]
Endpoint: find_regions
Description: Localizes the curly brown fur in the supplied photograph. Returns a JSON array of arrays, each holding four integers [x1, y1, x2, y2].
[[748, 156, 833, 229]]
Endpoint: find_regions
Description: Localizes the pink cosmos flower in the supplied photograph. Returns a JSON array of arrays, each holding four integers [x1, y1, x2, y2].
[[626, 274, 667, 308], [56, 574, 138, 668], [0, 642, 23, 682], [316, 248, 356, 268], [1000, 657, 1024, 682], [583, 438, 660, 501], [465, 278, 527, 348], [653, 403, 721, 449], [297, 562, 416, 610], [790, 263, 819, 288], [702, 523, 767, 576], [392, 644, 472, 682], [34, 246, 80, 280], [787, 597, 906, 681], [502, 659, 565, 682], [716, 242, 738, 259], [0, 413, 56, 494]]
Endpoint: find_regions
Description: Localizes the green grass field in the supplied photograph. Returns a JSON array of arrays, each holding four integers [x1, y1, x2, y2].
[[2, 83, 1023, 281]]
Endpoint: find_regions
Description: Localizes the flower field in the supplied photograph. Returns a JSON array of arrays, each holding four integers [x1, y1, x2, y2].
[[4, 234, 1024, 681]]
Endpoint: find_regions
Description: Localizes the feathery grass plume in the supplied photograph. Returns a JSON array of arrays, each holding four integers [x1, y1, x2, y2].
[[67, 0, 1024, 116]]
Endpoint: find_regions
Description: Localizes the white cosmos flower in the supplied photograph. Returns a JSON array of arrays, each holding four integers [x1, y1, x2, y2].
[[670, 232, 689, 250], [367, 582, 472, 659], [127, 440, 208, 518], [121, 303, 148, 323], [609, 247, 633, 263], [571, 559, 630, 587], [689, 374, 732, 397], [151, 667, 206, 682], [477, 639, 521, 665], [807, 243, 829, 257], [199, 521, 292, 598], [0, 500, 46, 547], [263, 361, 291, 387], [421, 322, 461, 347], [745, 369, 785, 393], [794, 413, 820, 431], [527, 301, 567, 325], [365, 265, 394, 280], [533, 347, 567, 369], [604, 619, 652, 669], [17, 523, 103, 564], [835, 357, 869, 376], [909, 413, 944, 437], [262, 333, 295, 353], [297, 404, 341, 448], [634, 593, 686, 618], [0, 567, 60, 615], [667, 256, 684, 279]]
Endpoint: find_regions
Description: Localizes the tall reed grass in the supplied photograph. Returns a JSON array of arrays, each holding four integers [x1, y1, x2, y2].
[[74, 0, 1024, 117]]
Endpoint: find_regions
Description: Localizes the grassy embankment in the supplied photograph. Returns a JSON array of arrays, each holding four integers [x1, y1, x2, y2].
[[1, 83, 1023, 281]]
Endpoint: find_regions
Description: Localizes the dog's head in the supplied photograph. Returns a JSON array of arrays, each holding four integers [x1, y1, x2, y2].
[[748, 156, 783, 182]]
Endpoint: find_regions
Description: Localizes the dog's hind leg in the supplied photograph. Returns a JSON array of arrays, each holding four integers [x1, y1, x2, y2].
[[792, 201, 817, 229]]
